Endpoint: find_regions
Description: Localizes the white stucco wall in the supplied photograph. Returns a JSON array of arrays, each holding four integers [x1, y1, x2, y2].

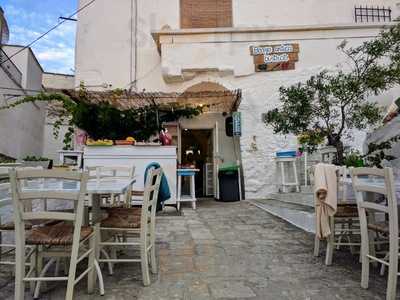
[[233, 0, 400, 27], [75, 0, 400, 199], [0, 46, 45, 159], [42, 72, 75, 90]]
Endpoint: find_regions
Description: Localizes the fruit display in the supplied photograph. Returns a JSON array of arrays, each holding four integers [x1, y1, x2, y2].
[[86, 137, 138, 146], [115, 140, 134, 145], [86, 138, 113, 146], [115, 137, 136, 145]]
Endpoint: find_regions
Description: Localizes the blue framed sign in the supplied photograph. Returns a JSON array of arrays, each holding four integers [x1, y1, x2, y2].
[[232, 112, 242, 136]]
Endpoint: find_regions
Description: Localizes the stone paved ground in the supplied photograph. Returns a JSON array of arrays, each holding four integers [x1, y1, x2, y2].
[[0, 200, 392, 299]]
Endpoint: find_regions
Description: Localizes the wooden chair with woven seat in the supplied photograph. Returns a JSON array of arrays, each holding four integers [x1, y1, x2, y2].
[[351, 167, 398, 300], [86, 165, 136, 275], [0, 167, 44, 285], [313, 166, 362, 265], [87, 166, 135, 208], [10, 169, 100, 300], [0, 182, 37, 288], [98, 167, 162, 286]]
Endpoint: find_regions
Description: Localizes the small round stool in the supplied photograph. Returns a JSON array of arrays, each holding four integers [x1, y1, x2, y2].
[[177, 169, 199, 211]]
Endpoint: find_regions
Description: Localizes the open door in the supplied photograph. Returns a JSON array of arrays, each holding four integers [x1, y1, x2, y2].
[[213, 121, 220, 199]]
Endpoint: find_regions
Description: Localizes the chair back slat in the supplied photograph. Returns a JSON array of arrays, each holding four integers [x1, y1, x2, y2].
[[16, 169, 82, 181], [351, 167, 385, 178], [361, 201, 389, 213], [22, 211, 76, 221], [18, 191, 81, 201], [352, 184, 387, 195]]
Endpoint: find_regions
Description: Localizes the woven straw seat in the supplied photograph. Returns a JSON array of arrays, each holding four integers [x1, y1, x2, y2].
[[26, 223, 93, 246], [101, 213, 142, 229], [335, 205, 359, 218], [132, 190, 144, 197], [0, 219, 61, 231], [368, 222, 389, 234], [0, 222, 33, 231], [105, 207, 141, 216]]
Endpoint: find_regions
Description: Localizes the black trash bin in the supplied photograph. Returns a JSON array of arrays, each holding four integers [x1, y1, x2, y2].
[[217, 165, 240, 202]]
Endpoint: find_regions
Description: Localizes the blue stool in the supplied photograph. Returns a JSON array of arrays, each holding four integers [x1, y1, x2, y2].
[[177, 169, 199, 210]]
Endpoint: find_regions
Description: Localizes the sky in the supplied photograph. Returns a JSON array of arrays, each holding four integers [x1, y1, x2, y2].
[[0, 0, 77, 74]]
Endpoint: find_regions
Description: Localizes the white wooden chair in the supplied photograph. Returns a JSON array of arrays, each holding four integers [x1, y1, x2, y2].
[[0, 167, 43, 277], [0, 183, 36, 273], [313, 166, 362, 265], [98, 167, 162, 286], [10, 169, 100, 300], [87, 166, 135, 207], [351, 167, 398, 300]]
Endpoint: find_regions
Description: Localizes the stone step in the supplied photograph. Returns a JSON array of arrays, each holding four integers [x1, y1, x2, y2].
[[251, 199, 316, 234], [267, 190, 314, 208]]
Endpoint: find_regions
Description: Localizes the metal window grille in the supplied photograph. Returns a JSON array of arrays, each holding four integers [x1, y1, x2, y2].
[[355, 6, 392, 23]]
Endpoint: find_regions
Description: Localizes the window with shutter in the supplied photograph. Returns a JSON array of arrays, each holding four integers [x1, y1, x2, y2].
[[180, 0, 232, 29]]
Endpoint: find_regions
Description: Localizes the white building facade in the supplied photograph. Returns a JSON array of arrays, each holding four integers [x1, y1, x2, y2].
[[75, 0, 400, 199], [0, 8, 47, 160]]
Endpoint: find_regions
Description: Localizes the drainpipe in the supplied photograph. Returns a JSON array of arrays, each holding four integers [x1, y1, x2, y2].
[[130, 0, 138, 90]]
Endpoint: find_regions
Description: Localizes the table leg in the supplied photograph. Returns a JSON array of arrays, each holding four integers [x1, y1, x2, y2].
[[90, 194, 102, 288], [177, 175, 181, 211], [190, 175, 196, 210], [304, 151, 308, 187], [280, 162, 285, 193], [293, 160, 300, 192]]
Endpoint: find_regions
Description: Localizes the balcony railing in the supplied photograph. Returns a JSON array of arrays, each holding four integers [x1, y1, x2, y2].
[[0, 47, 22, 85]]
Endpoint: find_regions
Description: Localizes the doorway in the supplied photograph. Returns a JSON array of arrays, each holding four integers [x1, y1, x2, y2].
[[180, 129, 214, 198]]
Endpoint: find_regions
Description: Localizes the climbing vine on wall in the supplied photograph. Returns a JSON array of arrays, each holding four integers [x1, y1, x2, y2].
[[0, 85, 202, 149]]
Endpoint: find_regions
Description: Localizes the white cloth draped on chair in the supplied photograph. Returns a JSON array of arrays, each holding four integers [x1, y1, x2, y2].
[[314, 163, 338, 239]]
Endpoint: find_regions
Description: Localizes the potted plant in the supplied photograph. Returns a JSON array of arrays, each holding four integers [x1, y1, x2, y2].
[[343, 150, 364, 168], [22, 156, 51, 169]]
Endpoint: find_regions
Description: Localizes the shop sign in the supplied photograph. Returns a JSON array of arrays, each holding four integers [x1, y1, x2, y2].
[[232, 112, 242, 136], [250, 43, 300, 72]]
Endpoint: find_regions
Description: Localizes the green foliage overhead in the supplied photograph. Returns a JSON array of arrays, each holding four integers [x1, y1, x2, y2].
[[265, 23, 400, 164], [0, 86, 202, 149], [71, 101, 201, 141]]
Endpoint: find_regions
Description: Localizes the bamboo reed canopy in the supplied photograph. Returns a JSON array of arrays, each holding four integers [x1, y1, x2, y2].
[[60, 88, 242, 113]]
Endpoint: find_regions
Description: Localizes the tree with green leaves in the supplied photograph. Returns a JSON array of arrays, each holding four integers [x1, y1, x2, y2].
[[265, 23, 400, 165]]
